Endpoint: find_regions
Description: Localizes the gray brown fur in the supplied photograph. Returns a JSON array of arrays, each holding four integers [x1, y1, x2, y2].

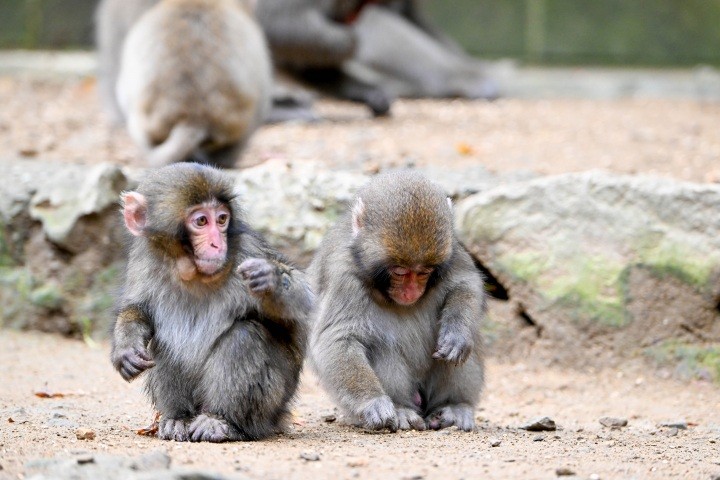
[[307, 171, 485, 431], [99, 0, 272, 167], [111, 163, 312, 442]]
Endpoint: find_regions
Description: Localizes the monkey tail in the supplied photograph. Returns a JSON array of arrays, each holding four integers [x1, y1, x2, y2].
[[146, 123, 208, 167]]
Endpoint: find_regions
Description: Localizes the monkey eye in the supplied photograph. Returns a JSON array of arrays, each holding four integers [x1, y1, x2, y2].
[[391, 266, 410, 277], [217, 213, 229, 225], [194, 215, 208, 227]]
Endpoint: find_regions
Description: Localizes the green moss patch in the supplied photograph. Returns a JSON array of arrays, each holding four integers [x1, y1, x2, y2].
[[637, 240, 720, 292]]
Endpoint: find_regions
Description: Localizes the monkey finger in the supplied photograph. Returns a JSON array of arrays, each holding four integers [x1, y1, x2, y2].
[[135, 349, 154, 362], [248, 279, 273, 292], [120, 365, 140, 381], [128, 356, 155, 371]]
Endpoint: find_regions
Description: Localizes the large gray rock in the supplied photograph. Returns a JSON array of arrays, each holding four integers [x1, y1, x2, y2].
[[232, 160, 369, 264], [456, 171, 720, 366]]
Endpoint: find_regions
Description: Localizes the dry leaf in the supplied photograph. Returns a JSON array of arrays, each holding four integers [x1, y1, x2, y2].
[[137, 412, 160, 436]]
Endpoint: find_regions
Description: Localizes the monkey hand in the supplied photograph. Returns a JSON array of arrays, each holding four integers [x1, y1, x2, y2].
[[111, 346, 155, 381], [433, 323, 473, 365], [359, 395, 398, 432], [238, 258, 279, 296]]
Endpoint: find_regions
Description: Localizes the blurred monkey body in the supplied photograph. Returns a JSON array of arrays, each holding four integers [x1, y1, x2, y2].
[[111, 0, 271, 167], [309, 171, 485, 431], [112, 164, 311, 442]]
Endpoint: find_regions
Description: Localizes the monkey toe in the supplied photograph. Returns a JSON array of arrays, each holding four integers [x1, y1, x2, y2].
[[158, 418, 190, 442], [427, 405, 475, 432], [397, 408, 426, 431], [188, 414, 230, 442]]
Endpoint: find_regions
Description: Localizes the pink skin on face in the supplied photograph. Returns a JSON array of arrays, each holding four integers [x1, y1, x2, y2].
[[185, 203, 230, 276], [388, 265, 433, 306]]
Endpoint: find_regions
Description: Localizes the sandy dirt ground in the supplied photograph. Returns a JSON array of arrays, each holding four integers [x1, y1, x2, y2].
[[2, 76, 720, 183], [1, 76, 720, 479], [1, 331, 719, 480]]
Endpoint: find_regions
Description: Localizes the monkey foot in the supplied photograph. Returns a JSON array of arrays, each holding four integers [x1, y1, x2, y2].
[[188, 413, 231, 442], [158, 417, 190, 441], [397, 407, 426, 431], [427, 404, 475, 431], [359, 395, 398, 432]]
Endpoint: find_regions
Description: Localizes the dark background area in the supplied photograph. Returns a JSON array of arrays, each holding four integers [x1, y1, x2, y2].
[[1, 0, 719, 66]]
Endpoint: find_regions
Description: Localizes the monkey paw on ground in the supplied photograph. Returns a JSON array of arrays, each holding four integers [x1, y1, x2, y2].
[[238, 258, 279, 296], [158, 417, 190, 441], [360, 395, 398, 432], [189, 414, 231, 442], [433, 324, 473, 365], [427, 404, 475, 432], [397, 407, 426, 431], [111, 346, 155, 381]]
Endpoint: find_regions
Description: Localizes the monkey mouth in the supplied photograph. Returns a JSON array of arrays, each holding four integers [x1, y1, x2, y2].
[[194, 258, 226, 276]]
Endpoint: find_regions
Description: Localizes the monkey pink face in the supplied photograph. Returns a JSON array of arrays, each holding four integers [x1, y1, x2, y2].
[[186, 203, 230, 276], [388, 265, 433, 306]]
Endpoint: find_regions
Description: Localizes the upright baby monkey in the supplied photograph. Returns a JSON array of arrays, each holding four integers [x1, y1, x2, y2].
[[309, 171, 485, 431], [112, 163, 311, 441], [111, 0, 272, 167]]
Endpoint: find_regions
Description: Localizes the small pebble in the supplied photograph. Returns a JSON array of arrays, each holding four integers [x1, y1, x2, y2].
[[75, 428, 95, 441], [589, 474, 601, 480], [75, 455, 94, 465], [599, 416, 628, 428], [657, 420, 687, 430], [666, 427, 679, 437], [346, 458, 368, 468], [299, 452, 320, 462], [521, 416, 557, 432], [490, 438, 501, 447], [322, 414, 337, 423], [533, 435, 545, 442], [556, 467, 575, 476]]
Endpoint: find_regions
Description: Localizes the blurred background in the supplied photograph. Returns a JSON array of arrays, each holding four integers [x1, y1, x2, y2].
[[2, 0, 719, 67]]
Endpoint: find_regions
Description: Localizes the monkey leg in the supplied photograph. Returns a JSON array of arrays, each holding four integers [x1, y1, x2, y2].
[[144, 361, 197, 441], [370, 354, 425, 431], [192, 320, 294, 442], [422, 355, 484, 431]]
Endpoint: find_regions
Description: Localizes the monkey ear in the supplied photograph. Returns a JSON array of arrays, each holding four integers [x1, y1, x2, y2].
[[121, 191, 148, 237], [446, 197, 453, 210], [351, 197, 365, 237]]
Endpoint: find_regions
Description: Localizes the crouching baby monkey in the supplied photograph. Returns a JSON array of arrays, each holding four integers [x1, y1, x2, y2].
[[114, 0, 272, 167], [111, 163, 312, 442], [308, 171, 485, 431]]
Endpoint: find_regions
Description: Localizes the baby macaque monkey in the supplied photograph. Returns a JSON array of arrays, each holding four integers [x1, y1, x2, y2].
[[113, 0, 272, 167], [112, 163, 311, 442], [308, 171, 485, 431]]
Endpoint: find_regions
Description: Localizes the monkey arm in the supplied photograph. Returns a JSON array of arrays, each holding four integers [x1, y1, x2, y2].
[[111, 305, 155, 382], [433, 278, 485, 366], [258, 261, 314, 324], [311, 294, 388, 407], [237, 232, 313, 328]]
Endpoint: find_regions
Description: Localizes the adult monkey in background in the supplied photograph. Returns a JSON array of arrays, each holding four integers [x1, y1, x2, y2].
[[256, 0, 392, 117], [112, 163, 312, 442], [114, 0, 272, 167], [96, 0, 316, 131], [308, 171, 485, 431], [256, 0, 497, 114]]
